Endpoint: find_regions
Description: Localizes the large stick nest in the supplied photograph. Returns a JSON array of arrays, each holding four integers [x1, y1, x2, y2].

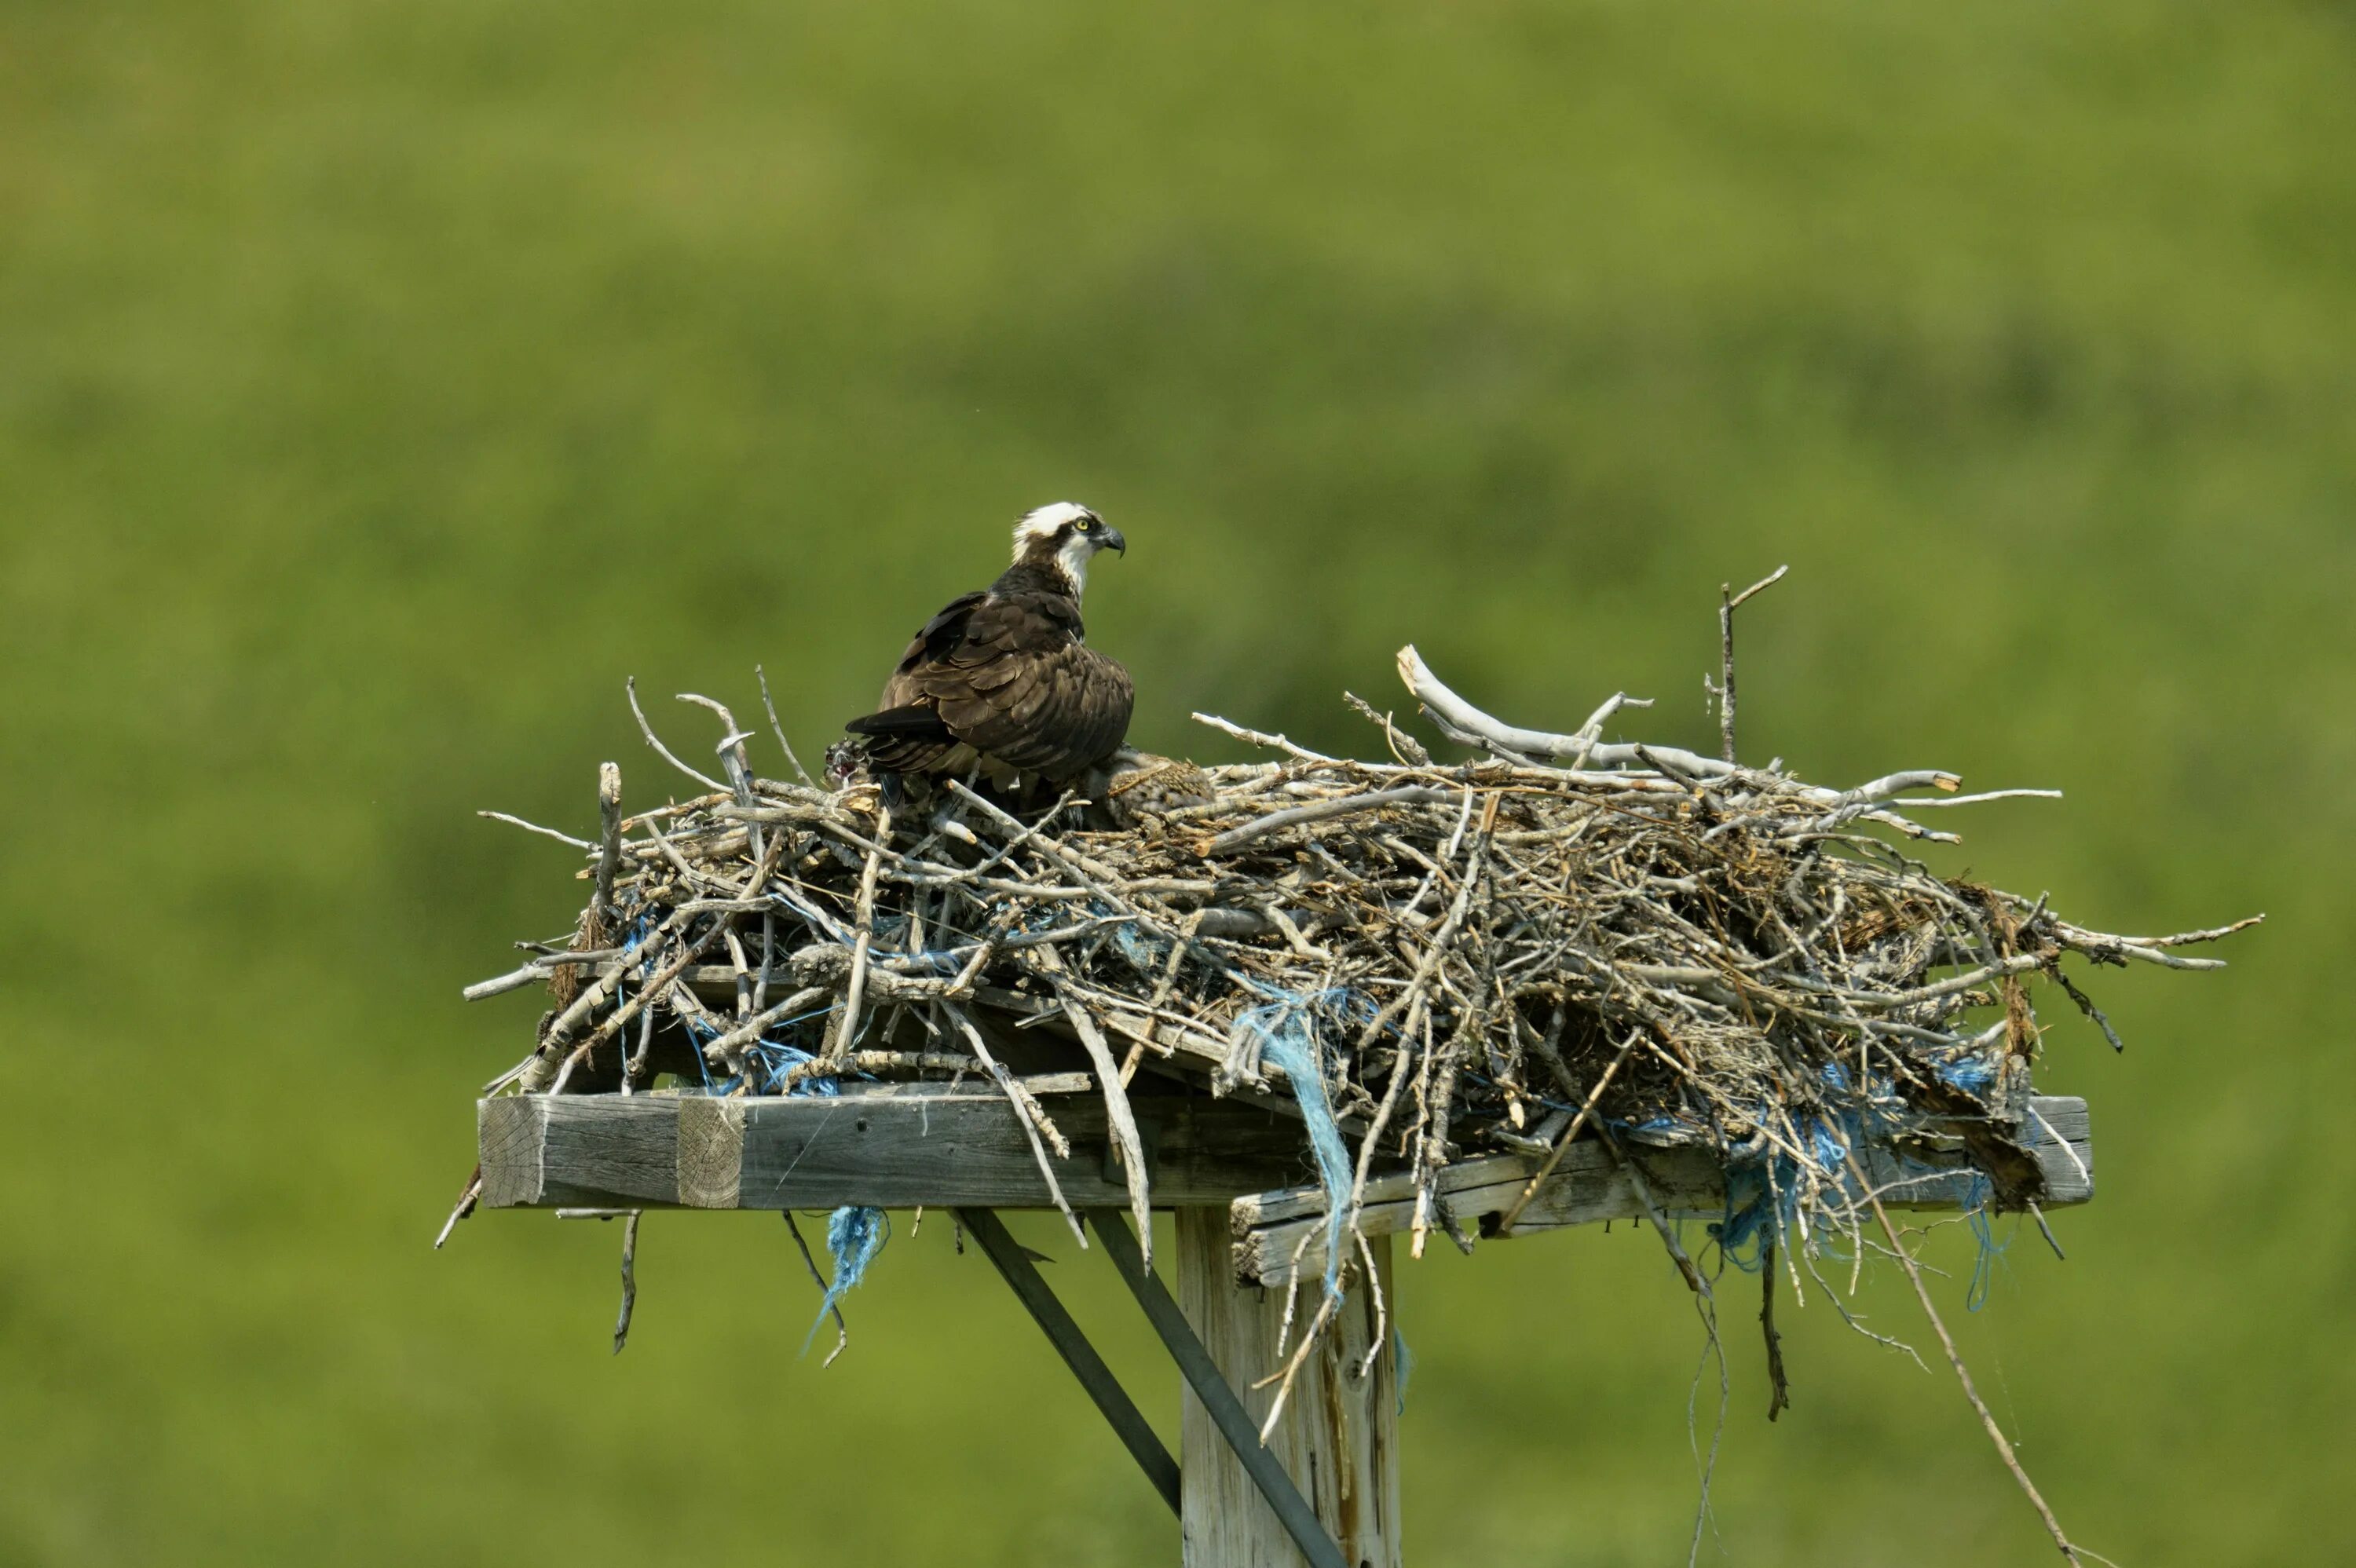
[[474, 647, 2250, 1272]]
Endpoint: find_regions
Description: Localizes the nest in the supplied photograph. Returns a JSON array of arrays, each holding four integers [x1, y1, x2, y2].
[[470, 649, 2250, 1346]]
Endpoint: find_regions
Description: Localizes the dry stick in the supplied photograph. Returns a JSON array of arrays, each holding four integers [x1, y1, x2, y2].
[[524, 913, 685, 1083], [477, 810, 595, 850], [755, 663, 818, 788], [546, 925, 724, 1094], [556, 826, 798, 1089], [1200, 786, 1456, 856], [462, 963, 562, 1003], [627, 675, 727, 794], [1399, 645, 1967, 834], [942, 783, 1178, 946], [1716, 563, 1790, 764], [1600, 1123, 1707, 1296], [1343, 689, 1433, 767], [1052, 989, 1154, 1270], [612, 1211, 642, 1354], [594, 762, 623, 919], [783, 1211, 850, 1369], [942, 1004, 1088, 1249], [824, 805, 889, 1070], [432, 1171, 483, 1250], [1399, 644, 1734, 781], [1492, 1025, 1646, 1235], [1189, 711, 1341, 764], [1118, 909, 1205, 1086], [1760, 1240, 1791, 1420], [775, 1050, 1049, 1090], [1568, 689, 1655, 770], [1253, 1290, 1343, 1444], [1843, 1151, 2085, 1564], [679, 693, 763, 857], [697, 985, 830, 1076]]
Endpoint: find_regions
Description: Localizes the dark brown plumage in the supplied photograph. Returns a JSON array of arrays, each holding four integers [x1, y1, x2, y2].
[[846, 503, 1134, 785]]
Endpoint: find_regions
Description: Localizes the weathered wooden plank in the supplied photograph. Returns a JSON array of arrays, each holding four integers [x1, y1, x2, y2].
[[476, 1090, 1307, 1210], [676, 1096, 744, 1208], [1232, 1096, 2093, 1287], [729, 1095, 1301, 1211], [478, 1095, 547, 1208], [540, 1095, 682, 1208], [1171, 1208, 1399, 1568]]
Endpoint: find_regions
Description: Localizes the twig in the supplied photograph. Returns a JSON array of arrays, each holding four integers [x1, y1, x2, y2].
[[942, 1003, 1087, 1249], [1846, 1150, 2085, 1564], [1761, 1240, 1791, 1420], [1200, 787, 1456, 856], [612, 1211, 642, 1354], [1052, 989, 1154, 1268], [594, 762, 623, 918], [1494, 1026, 1645, 1235], [477, 810, 594, 850], [433, 1170, 482, 1249], [783, 1211, 849, 1368], [1716, 565, 1787, 762], [627, 675, 728, 793], [755, 663, 817, 788]]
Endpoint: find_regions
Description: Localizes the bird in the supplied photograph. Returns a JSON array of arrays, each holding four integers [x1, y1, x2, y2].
[[844, 502, 1135, 789]]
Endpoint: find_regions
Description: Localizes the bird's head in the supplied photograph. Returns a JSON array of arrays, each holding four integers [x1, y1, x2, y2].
[[1012, 502, 1125, 597]]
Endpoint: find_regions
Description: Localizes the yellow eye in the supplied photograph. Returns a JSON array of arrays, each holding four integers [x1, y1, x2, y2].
[[1074, 517, 1094, 532]]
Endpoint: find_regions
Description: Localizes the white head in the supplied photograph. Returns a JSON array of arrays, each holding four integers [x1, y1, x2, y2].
[[1011, 501, 1126, 596]]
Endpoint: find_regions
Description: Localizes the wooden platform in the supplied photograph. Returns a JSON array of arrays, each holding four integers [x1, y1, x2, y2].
[[481, 1087, 2091, 1280], [478, 1086, 2091, 1568], [477, 1086, 1310, 1211]]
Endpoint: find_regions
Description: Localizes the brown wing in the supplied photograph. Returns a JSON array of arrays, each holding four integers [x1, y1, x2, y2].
[[843, 591, 984, 773], [860, 589, 1132, 781]]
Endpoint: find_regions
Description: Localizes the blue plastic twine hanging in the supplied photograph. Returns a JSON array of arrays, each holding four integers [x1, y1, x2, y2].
[[800, 1204, 889, 1355], [1235, 987, 1355, 1302]]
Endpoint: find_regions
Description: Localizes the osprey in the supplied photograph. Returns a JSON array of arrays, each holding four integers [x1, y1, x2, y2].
[[845, 503, 1135, 786]]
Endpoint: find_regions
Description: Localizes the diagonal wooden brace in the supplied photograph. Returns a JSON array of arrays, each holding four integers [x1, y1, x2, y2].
[[957, 1207, 1182, 1518], [1089, 1210, 1353, 1568]]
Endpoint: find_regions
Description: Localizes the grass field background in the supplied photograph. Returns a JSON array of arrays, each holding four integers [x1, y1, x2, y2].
[[4, 2, 2351, 1562]]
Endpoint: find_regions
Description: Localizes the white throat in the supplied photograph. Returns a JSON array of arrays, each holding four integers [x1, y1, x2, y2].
[[1055, 535, 1092, 598]]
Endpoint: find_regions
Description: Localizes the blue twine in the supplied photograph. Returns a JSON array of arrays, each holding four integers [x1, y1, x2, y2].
[[1934, 1052, 1999, 1095], [1392, 1327, 1416, 1416], [800, 1205, 889, 1354], [1963, 1173, 2010, 1312], [683, 1005, 840, 1097], [1235, 986, 1355, 1302], [1712, 1114, 1856, 1271], [1110, 916, 1165, 975]]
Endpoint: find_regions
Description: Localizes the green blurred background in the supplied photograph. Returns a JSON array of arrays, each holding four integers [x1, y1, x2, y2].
[[5, 2, 2350, 1563]]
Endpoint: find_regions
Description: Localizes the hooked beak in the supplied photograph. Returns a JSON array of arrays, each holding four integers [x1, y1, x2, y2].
[[1098, 526, 1127, 556]]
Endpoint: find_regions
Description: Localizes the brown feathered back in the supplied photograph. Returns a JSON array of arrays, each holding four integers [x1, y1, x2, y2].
[[847, 519, 1134, 784]]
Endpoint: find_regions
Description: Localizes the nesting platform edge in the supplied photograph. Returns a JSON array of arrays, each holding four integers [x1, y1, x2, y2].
[[478, 1089, 2091, 1252], [1232, 1095, 2093, 1286], [477, 1088, 1312, 1210]]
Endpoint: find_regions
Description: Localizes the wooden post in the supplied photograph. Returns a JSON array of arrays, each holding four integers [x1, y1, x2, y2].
[[1175, 1208, 1400, 1568]]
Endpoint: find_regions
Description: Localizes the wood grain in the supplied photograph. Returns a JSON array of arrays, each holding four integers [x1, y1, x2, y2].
[[1176, 1208, 1399, 1568], [477, 1090, 1308, 1211], [1232, 1095, 2093, 1287]]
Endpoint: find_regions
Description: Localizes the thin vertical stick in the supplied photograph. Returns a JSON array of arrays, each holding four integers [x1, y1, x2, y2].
[[594, 762, 623, 920], [1845, 1153, 2083, 1563], [1761, 1241, 1791, 1420], [783, 1212, 850, 1367], [611, 1211, 642, 1354], [756, 663, 818, 788], [1717, 564, 1789, 762]]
